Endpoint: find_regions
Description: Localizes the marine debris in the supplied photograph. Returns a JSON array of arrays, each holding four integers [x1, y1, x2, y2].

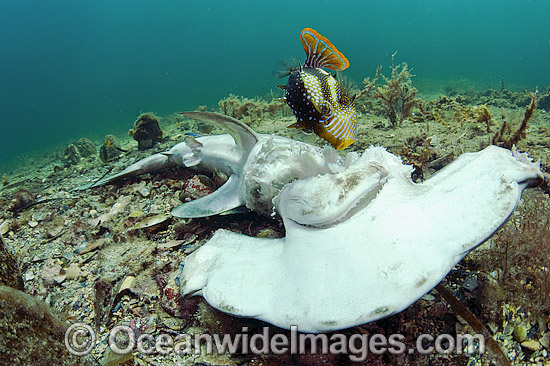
[[129, 112, 164, 150]]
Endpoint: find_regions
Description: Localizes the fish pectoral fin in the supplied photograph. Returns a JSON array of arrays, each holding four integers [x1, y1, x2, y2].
[[171, 174, 244, 218]]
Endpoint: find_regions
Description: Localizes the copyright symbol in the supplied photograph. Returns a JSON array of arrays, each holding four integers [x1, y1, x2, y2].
[[65, 323, 96, 356]]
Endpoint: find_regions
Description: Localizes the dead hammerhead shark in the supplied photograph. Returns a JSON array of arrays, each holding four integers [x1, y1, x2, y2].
[[75, 111, 343, 219]]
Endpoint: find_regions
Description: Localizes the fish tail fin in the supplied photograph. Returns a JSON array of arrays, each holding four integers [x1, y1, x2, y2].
[[300, 28, 349, 71]]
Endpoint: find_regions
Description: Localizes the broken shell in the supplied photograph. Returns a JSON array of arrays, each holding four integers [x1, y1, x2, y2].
[[256, 228, 279, 238], [129, 214, 171, 233], [64, 263, 81, 280], [157, 240, 185, 250], [133, 181, 150, 198], [118, 275, 136, 294]]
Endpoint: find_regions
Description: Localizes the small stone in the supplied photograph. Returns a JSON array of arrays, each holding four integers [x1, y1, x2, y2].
[[0, 221, 10, 236], [28, 221, 38, 228], [521, 339, 541, 351], [513, 325, 527, 342]]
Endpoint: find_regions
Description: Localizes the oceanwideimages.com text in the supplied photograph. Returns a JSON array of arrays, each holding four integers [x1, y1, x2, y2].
[[65, 323, 485, 361]]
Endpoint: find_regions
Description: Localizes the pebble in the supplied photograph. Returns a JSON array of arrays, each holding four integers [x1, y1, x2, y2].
[[521, 339, 541, 351], [0, 220, 9, 235], [28, 220, 38, 228], [513, 325, 527, 342]]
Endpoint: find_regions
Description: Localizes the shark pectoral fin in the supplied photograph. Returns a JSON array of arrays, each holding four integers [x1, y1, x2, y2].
[[72, 153, 170, 191], [171, 174, 243, 218]]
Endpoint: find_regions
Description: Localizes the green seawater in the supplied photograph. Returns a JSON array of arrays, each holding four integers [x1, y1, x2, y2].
[[1, 0, 549, 172]]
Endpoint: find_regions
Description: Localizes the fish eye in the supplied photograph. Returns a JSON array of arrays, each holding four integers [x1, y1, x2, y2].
[[320, 102, 331, 115]]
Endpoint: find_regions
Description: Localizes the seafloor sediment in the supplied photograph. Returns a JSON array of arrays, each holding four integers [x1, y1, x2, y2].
[[1, 87, 549, 365]]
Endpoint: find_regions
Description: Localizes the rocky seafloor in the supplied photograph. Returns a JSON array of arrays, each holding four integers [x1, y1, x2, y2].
[[1, 88, 550, 366]]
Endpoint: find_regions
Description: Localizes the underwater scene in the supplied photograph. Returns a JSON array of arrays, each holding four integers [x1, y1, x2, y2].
[[1, 0, 550, 365]]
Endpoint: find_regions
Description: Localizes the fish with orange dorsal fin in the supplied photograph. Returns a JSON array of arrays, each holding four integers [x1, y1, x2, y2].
[[279, 28, 357, 150]]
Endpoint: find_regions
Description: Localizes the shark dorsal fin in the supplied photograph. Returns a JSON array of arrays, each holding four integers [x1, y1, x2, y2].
[[179, 112, 259, 158]]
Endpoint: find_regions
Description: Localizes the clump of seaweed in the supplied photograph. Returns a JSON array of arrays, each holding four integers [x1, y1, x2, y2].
[[359, 53, 423, 127], [74, 137, 96, 158], [492, 94, 536, 149], [129, 113, 164, 150], [478, 189, 550, 317], [217, 94, 286, 126]]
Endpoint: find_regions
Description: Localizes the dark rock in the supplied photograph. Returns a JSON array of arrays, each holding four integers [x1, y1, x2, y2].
[[0, 237, 23, 290], [129, 113, 163, 150], [63, 143, 80, 166], [0, 285, 89, 365], [75, 137, 96, 158]]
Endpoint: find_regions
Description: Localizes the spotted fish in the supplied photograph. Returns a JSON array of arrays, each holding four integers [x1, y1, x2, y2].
[[280, 28, 357, 150]]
